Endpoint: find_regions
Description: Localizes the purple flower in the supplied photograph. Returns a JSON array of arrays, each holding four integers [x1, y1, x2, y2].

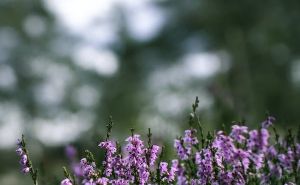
[[270, 162, 282, 179], [124, 134, 145, 166], [99, 140, 117, 177], [82, 179, 95, 185], [96, 177, 109, 185], [183, 129, 199, 145], [80, 158, 96, 178], [196, 148, 213, 183], [159, 161, 178, 183], [99, 141, 117, 154], [160, 162, 168, 175], [139, 168, 150, 185], [219, 171, 234, 184], [65, 145, 77, 160], [148, 145, 160, 166], [20, 154, 28, 165], [121, 134, 156, 183], [266, 146, 277, 159], [174, 139, 189, 160], [72, 163, 83, 177], [125, 134, 144, 156], [168, 160, 179, 182], [213, 133, 235, 162], [251, 153, 265, 170], [16, 148, 23, 156], [110, 178, 129, 185], [234, 149, 250, 171], [262, 116, 276, 128], [177, 166, 188, 185], [190, 179, 200, 185], [230, 125, 248, 143], [278, 148, 294, 172], [22, 167, 30, 174], [247, 129, 269, 152], [61, 178, 73, 185], [16, 137, 32, 176]]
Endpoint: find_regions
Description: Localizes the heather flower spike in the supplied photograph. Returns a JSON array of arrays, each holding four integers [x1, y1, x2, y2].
[[16, 135, 38, 185]]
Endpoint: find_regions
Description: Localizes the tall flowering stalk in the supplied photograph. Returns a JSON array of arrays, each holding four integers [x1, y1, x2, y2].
[[16, 135, 38, 185]]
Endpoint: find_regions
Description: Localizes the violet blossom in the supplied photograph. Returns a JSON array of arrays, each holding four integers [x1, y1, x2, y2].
[[61, 178, 73, 185]]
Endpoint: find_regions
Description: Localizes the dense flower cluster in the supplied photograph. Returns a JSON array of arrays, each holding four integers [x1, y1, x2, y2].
[[17, 113, 300, 185], [171, 116, 300, 185], [92, 134, 162, 185], [56, 133, 162, 185]]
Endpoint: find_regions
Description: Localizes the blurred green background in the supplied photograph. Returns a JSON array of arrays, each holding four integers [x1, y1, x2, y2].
[[1, 0, 300, 184]]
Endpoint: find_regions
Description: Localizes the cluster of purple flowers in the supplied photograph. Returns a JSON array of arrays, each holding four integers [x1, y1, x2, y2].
[[69, 134, 162, 185], [159, 159, 178, 183], [16, 135, 38, 185], [16, 139, 30, 174], [17, 115, 300, 185], [57, 131, 163, 185], [175, 129, 199, 160], [172, 116, 300, 185]]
